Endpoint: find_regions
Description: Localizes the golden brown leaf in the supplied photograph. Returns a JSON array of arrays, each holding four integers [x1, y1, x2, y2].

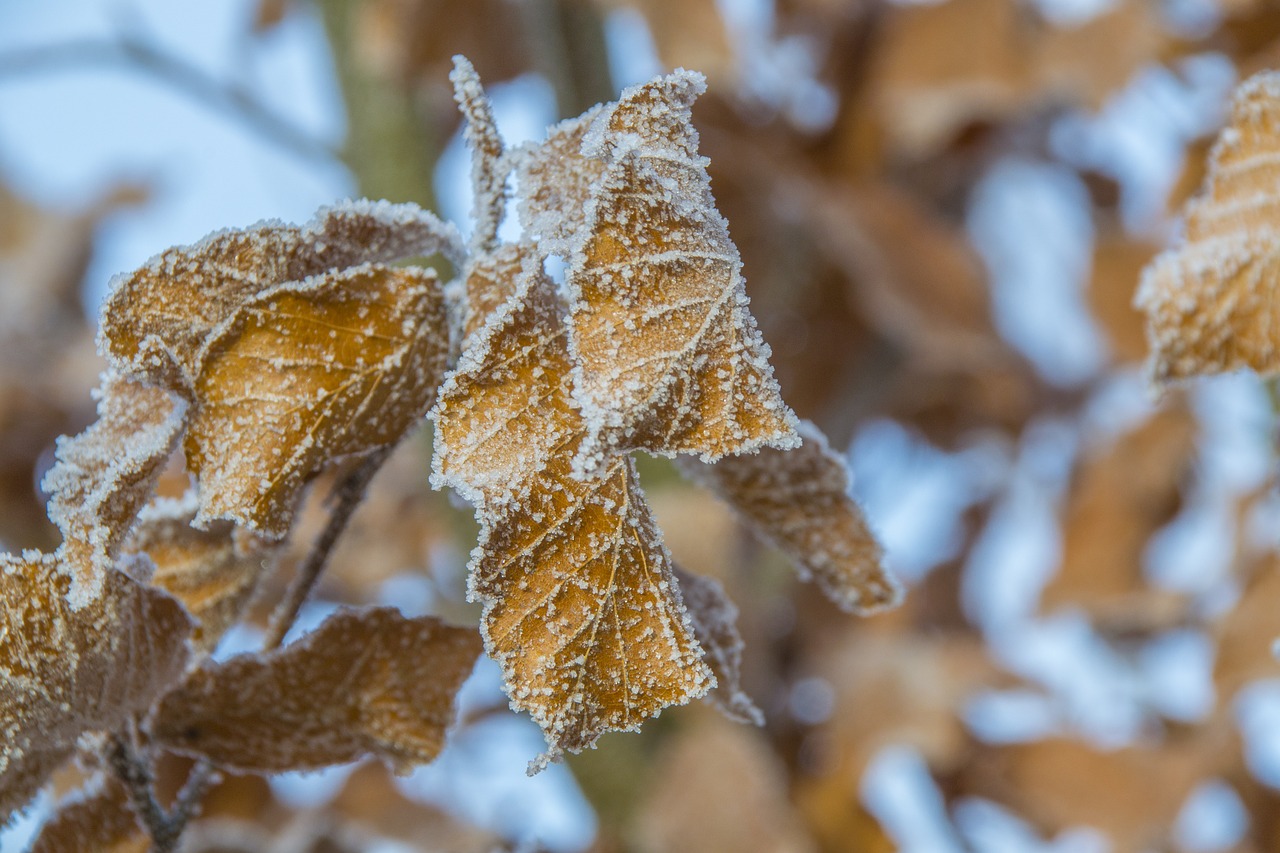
[[473, 452, 712, 767], [432, 258, 712, 762], [515, 105, 606, 257], [432, 255, 576, 506], [42, 372, 187, 605], [100, 199, 461, 389], [126, 493, 270, 653], [1137, 71, 1280, 383], [675, 566, 762, 725], [461, 242, 525, 343], [0, 552, 192, 820], [680, 420, 900, 614], [185, 264, 448, 538], [153, 608, 480, 775], [29, 776, 146, 853], [565, 71, 799, 473]]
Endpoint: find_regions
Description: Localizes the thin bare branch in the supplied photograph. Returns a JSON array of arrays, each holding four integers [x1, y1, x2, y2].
[[0, 36, 338, 165]]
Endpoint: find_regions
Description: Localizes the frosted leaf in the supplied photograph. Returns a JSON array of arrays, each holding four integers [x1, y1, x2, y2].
[[152, 607, 480, 775], [472, 452, 712, 767], [564, 71, 799, 474], [514, 105, 606, 256], [126, 492, 271, 653], [432, 255, 711, 760], [100, 199, 462, 390], [679, 420, 901, 615], [674, 566, 762, 726], [451, 56, 507, 254], [1137, 71, 1280, 383], [0, 551, 193, 821], [42, 371, 187, 606], [28, 775, 146, 853], [185, 264, 449, 539], [432, 253, 575, 506], [461, 242, 525, 344]]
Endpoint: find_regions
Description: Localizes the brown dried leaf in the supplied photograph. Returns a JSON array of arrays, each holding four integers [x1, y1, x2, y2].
[[153, 608, 480, 775], [565, 71, 799, 473], [432, 259, 712, 762], [515, 106, 606, 257], [126, 493, 270, 653], [451, 56, 507, 253], [29, 776, 146, 853], [100, 200, 461, 389], [1137, 71, 1280, 383], [472, 452, 712, 767], [680, 420, 900, 614], [0, 552, 192, 820], [1041, 407, 1195, 621], [42, 372, 187, 605], [461, 242, 525, 343], [432, 256, 576, 505], [186, 264, 448, 538], [675, 566, 762, 725], [637, 715, 817, 853]]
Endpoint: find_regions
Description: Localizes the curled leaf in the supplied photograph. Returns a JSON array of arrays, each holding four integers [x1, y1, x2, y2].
[[186, 264, 449, 538], [42, 371, 187, 606], [0, 552, 192, 820], [675, 566, 762, 725], [1137, 71, 1280, 383], [514, 105, 606, 257], [680, 420, 900, 615], [100, 199, 462, 389], [153, 608, 480, 775], [126, 493, 271, 653], [432, 255, 711, 762], [451, 56, 507, 254], [565, 71, 799, 473]]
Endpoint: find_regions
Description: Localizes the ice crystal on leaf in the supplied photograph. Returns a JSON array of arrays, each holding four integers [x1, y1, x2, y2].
[[515, 105, 606, 257], [680, 420, 901, 614], [100, 200, 461, 391], [563, 70, 800, 475], [675, 566, 762, 725], [1138, 71, 1280, 384], [433, 251, 711, 765], [42, 371, 187, 606], [184, 264, 449, 539], [152, 608, 479, 775], [0, 552, 192, 822]]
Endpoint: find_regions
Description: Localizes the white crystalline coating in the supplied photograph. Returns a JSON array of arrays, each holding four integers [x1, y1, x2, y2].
[[99, 198, 462, 391], [430, 250, 571, 508], [1136, 70, 1280, 385], [561, 70, 799, 477], [679, 420, 902, 615], [183, 263, 449, 539], [429, 241, 711, 762], [41, 370, 188, 608], [451, 56, 508, 254], [0, 550, 193, 822], [674, 566, 762, 726], [513, 104, 607, 257]]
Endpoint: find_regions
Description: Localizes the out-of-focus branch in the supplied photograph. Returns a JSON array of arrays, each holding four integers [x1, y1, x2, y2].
[[0, 36, 339, 165]]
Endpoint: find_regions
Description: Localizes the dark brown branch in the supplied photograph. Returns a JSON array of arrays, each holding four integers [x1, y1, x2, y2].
[[262, 447, 391, 650], [0, 36, 338, 165]]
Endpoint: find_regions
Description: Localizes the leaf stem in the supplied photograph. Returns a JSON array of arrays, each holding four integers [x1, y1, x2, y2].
[[262, 447, 391, 650]]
